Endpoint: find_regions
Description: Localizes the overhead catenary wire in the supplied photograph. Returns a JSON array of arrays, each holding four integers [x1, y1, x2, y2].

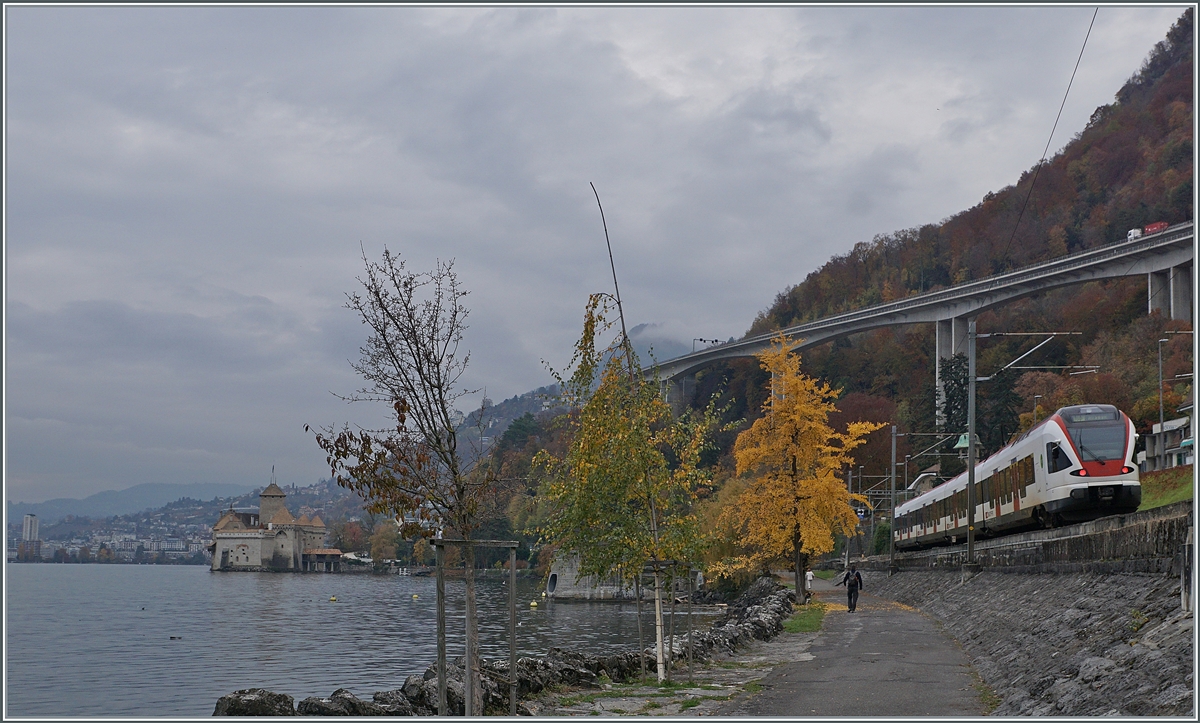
[[999, 7, 1099, 266]]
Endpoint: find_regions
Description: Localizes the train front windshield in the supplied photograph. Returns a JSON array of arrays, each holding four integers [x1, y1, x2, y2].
[[1062, 407, 1127, 462]]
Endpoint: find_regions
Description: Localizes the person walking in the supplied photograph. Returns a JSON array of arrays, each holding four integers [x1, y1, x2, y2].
[[838, 562, 863, 612], [803, 568, 815, 605]]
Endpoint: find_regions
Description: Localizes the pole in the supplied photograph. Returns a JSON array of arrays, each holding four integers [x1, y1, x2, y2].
[[844, 469, 852, 569], [635, 575, 645, 683], [889, 425, 897, 573], [687, 570, 693, 683], [967, 319, 977, 565], [667, 566, 676, 684], [464, 546, 476, 717], [435, 543, 447, 716], [1159, 338, 1168, 471], [653, 566, 665, 682], [509, 547, 517, 717]]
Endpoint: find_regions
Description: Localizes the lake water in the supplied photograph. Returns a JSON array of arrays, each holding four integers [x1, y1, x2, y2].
[[4, 564, 720, 717]]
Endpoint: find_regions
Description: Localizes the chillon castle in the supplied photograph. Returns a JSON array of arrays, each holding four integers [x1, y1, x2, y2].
[[209, 483, 342, 572]]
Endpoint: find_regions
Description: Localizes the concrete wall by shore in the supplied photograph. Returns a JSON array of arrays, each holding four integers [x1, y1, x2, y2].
[[546, 553, 634, 600]]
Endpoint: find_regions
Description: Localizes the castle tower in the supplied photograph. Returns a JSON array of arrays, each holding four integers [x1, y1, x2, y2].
[[258, 483, 287, 528]]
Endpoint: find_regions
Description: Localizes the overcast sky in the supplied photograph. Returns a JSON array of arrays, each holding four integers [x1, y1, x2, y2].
[[4, 4, 1186, 503]]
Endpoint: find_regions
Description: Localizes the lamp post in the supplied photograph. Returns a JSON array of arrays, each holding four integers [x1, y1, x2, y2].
[[1158, 338, 1169, 471], [1033, 395, 1043, 424], [844, 468, 852, 568], [967, 320, 977, 566]]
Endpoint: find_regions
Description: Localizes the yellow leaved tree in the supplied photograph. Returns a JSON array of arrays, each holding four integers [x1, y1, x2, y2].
[[710, 335, 883, 585]]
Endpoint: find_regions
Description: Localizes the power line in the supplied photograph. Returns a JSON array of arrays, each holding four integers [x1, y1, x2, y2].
[[1000, 7, 1099, 266]]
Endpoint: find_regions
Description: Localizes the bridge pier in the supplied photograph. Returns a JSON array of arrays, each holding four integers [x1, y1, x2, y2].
[[662, 374, 696, 416], [1149, 263, 1193, 320], [935, 317, 970, 425]]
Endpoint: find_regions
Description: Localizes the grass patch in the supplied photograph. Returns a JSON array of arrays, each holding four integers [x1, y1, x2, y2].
[[783, 600, 826, 633], [814, 569, 838, 580], [656, 681, 698, 692], [678, 699, 701, 710], [1138, 467, 1193, 511], [743, 680, 764, 693], [971, 670, 1000, 714]]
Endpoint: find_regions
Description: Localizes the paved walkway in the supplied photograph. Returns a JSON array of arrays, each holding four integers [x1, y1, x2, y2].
[[718, 574, 986, 717]]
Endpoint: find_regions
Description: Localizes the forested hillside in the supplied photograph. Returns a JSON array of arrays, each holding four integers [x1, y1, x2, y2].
[[685, 9, 1193, 481]]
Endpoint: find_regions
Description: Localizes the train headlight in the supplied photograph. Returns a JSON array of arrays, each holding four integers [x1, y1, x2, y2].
[[1121, 466, 1134, 474], [1069, 468, 1089, 477]]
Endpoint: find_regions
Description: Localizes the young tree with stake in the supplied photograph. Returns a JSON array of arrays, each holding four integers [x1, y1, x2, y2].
[[308, 247, 498, 712], [536, 295, 723, 683]]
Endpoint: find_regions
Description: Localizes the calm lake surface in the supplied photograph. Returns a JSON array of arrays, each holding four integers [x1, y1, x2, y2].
[[5, 564, 720, 717]]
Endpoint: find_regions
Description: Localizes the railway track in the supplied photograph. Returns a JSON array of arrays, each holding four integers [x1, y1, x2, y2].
[[858, 500, 1192, 575]]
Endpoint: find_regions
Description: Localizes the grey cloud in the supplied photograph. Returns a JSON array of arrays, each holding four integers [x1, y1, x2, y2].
[[7, 299, 298, 373], [4, 5, 1183, 501]]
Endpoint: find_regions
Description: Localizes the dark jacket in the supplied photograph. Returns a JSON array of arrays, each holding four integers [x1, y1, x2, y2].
[[839, 569, 863, 591]]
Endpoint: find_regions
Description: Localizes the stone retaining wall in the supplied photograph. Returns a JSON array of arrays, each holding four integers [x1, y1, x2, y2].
[[862, 500, 1192, 574], [870, 569, 1193, 716]]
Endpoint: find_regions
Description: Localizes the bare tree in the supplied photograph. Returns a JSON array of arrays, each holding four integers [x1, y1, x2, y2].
[[308, 246, 494, 711]]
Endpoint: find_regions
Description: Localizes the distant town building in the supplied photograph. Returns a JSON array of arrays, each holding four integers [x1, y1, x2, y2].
[[16, 540, 41, 562], [1138, 414, 1194, 472], [22, 514, 39, 542], [209, 483, 341, 572]]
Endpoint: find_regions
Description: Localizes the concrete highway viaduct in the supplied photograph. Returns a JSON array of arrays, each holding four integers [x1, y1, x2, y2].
[[654, 221, 1194, 406]]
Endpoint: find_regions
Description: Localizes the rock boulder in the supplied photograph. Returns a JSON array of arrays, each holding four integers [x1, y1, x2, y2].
[[213, 688, 296, 716]]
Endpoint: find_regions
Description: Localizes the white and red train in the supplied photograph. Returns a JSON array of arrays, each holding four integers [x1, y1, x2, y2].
[[894, 404, 1141, 550]]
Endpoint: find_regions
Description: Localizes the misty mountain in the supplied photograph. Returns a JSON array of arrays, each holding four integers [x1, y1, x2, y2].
[[7, 482, 257, 524], [628, 323, 695, 364]]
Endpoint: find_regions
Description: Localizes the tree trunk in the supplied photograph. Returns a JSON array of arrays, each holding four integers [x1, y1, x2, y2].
[[792, 526, 807, 595], [465, 546, 481, 715], [653, 569, 666, 682], [635, 575, 646, 683], [667, 571, 677, 683]]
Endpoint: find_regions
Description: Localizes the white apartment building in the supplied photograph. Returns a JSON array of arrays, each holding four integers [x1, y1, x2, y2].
[[22, 514, 39, 542]]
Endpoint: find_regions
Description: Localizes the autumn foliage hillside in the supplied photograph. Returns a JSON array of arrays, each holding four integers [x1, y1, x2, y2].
[[752, 10, 1192, 330], [693, 10, 1194, 479]]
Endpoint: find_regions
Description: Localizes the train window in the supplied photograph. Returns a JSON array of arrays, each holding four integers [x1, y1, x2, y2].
[[1047, 442, 1073, 473]]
